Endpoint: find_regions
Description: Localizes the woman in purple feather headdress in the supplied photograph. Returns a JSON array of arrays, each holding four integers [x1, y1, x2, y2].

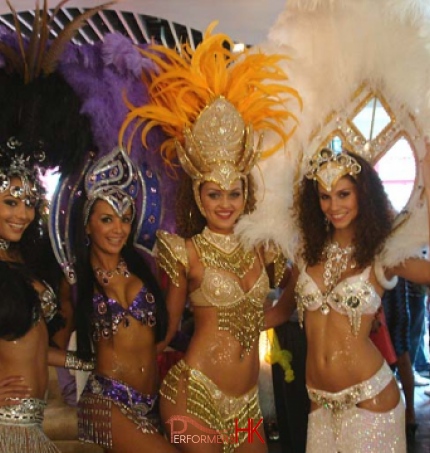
[[49, 33, 179, 453]]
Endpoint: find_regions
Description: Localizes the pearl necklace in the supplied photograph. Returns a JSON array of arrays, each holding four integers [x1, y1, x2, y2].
[[93, 258, 130, 285], [320, 241, 356, 315]]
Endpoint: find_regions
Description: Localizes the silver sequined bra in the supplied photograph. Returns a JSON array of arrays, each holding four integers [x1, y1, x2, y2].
[[295, 266, 381, 335]]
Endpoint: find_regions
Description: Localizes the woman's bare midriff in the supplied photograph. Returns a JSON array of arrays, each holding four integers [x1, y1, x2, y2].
[[0, 321, 49, 398], [181, 307, 261, 396], [95, 320, 159, 394], [305, 309, 400, 413]]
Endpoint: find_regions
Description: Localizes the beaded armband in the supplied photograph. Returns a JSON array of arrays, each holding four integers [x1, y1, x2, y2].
[[65, 351, 96, 371], [264, 242, 286, 287], [156, 230, 189, 287]]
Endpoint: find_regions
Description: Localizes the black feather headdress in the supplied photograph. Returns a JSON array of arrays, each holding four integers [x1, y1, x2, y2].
[[0, 0, 114, 174]]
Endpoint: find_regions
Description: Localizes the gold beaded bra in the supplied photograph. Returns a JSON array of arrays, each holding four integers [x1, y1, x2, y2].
[[156, 228, 278, 356]]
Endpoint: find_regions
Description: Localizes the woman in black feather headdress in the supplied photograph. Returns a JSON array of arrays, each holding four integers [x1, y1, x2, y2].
[[0, 1, 107, 451]]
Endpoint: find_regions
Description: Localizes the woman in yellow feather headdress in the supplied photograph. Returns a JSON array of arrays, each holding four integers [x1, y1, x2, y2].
[[120, 22, 300, 453]]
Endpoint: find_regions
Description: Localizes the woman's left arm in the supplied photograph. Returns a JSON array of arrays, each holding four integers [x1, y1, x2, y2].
[[264, 265, 299, 329], [48, 347, 95, 370], [388, 140, 430, 284], [50, 278, 75, 350]]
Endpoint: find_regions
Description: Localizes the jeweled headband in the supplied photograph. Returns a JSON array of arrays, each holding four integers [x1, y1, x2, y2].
[[0, 137, 45, 203], [305, 148, 362, 191], [83, 147, 139, 224]]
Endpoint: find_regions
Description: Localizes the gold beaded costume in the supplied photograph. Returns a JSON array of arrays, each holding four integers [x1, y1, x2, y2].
[[157, 228, 283, 356], [120, 21, 300, 452], [161, 360, 261, 453], [157, 228, 282, 452], [156, 227, 285, 452]]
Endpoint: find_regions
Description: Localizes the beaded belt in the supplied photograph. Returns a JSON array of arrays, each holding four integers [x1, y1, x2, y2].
[[85, 373, 157, 414], [307, 361, 394, 440], [0, 398, 46, 426], [307, 361, 393, 413], [79, 373, 160, 449]]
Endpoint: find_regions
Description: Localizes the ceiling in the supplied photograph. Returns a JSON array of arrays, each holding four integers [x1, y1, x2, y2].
[[0, 1, 287, 47]]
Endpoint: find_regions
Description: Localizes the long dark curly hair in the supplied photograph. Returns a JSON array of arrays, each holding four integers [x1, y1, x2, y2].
[[73, 196, 168, 361], [175, 174, 257, 238], [296, 151, 394, 268]]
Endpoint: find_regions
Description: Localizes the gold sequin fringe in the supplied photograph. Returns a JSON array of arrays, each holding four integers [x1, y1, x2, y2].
[[273, 249, 285, 288], [156, 240, 182, 287], [193, 234, 255, 279], [160, 358, 183, 404], [218, 299, 264, 357], [161, 360, 262, 453]]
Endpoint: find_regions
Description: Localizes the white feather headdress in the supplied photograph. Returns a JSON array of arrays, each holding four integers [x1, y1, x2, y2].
[[236, 0, 430, 266]]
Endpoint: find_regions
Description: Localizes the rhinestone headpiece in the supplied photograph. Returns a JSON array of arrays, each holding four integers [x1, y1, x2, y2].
[[0, 137, 45, 203], [176, 97, 260, 214], [178, 97, 259, 189], [49, 147, 162, 285], [119, 21, 301, 216], [83, 148, 139, 224], [305, 148, 362, 191], [305, 148, 361, 192]]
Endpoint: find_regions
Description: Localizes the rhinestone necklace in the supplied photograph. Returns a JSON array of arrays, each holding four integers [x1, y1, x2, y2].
[[320, 241, 356, 315], [0, 238, 10, 250], [93, 258, 130, 286]]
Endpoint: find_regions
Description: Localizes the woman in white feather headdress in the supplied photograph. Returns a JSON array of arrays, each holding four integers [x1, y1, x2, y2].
[[267, 145, 430, 452], [240, 0, 430, 452]]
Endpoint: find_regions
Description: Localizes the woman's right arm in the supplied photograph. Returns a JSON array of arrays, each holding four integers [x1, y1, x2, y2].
[[156, 268, 188, 354]]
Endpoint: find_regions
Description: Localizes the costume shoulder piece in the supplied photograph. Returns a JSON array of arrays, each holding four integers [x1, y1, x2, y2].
[[156, 230, 189, 287], [263, 242, 286, 288]]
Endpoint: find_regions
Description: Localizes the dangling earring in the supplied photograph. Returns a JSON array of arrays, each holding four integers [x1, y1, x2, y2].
[[0, 238, 10, 250], [84, 235, 91, 247], [324, 217, 330, 232]]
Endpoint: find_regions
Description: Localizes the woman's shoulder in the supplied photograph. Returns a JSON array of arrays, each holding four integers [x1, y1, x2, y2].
[[155, 230, 189, 287]]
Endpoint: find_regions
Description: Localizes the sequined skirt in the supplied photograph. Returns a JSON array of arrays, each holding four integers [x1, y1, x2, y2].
[[0, 398, 59, 453], [78, 373, 160, 449], [161, 359, 262, 453], [306, 361, 406, 452]]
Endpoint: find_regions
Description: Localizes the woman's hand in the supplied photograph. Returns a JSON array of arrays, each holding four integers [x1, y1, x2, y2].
[[0, 376, 31, 406]]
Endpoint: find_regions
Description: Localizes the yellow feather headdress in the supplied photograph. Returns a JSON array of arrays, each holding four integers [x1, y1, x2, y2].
[[120, 21, 301, 210]]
